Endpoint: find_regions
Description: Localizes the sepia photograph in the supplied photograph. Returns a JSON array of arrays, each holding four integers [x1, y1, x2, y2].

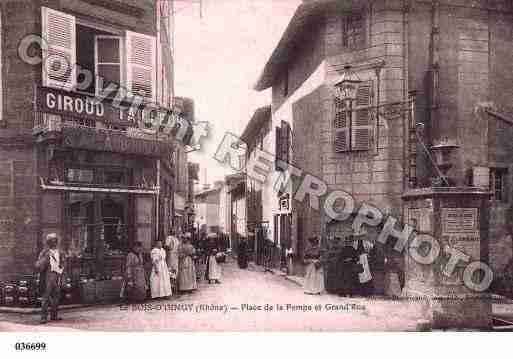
[[0, 0, 512, 354]]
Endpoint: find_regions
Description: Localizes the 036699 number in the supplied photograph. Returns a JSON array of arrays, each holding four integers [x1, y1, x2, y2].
[[14, 342, 46, 351]]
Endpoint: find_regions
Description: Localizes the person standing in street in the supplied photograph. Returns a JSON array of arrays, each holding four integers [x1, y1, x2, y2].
[[123, 241, 147, 302], [205, 233, 222, 284], [165, 231, 180, 282], [337, 237, 359, 297], [303, 237, 324, 295], [150, 240, 172, 299], [35, 233, 65, 324], [237, 236, 248, 269], [178, 237, 197, 292]]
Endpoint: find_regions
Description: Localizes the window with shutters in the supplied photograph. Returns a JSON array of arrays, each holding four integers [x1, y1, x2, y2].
[[334, 80, 374, 152], [42, 7, 157, 103]]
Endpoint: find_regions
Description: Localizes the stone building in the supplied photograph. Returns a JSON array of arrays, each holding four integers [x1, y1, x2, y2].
[[253, 0, 513, 301], [241, 106, 280, 265], [0, 0, 194, 290]]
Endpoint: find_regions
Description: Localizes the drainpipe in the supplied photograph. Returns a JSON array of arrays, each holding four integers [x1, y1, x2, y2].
[[156, 160, 160, 242]]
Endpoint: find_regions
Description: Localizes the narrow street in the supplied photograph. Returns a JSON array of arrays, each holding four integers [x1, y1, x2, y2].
[[0, 258, 426, 331]]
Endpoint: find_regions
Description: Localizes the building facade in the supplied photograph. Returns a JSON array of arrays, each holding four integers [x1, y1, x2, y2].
[[0, 0, 193, 289], [253, 0, 513, 294], [194, 185, 222, 234]]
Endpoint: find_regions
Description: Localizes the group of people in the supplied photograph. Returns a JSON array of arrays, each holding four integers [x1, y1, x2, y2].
[[302, 236, 377, 297], [34, 231, 226, 324], [123, 231, 225, 303]]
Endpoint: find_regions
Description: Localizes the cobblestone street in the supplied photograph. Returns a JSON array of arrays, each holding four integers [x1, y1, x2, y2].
[[0, 258, 426, 331]]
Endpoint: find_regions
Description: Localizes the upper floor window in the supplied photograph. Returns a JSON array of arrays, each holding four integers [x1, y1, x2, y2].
[[342, 13, 365, 50], [42, 7, 156, 102], [95, 35, 123, 96], [490, 168, 508, 202], [275, 120, 291, 171], [334, 80, 374, 152]]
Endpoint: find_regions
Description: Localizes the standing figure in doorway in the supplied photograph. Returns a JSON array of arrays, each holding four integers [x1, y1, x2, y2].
[[178, 237, 197, 292], [303, 237, 324, 295], [150, 240, 172, 299]]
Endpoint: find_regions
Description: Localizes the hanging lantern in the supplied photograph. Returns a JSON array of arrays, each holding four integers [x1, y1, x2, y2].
[[334, 65, 362, 101]]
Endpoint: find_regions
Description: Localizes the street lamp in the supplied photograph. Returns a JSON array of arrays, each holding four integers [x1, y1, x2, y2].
[[334, 65, 362, 101]]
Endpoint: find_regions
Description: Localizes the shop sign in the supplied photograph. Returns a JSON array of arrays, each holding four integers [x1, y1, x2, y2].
[[278, 193, 290, 213], [36, 87, 190, 131], [442, 208, 480, 259], [62, 126, 170, 157]]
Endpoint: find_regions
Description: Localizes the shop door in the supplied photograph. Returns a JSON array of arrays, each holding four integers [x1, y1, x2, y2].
[[68, 192, 95, 257], [135, 195, 155, 251], [100, 194, 128, 254]]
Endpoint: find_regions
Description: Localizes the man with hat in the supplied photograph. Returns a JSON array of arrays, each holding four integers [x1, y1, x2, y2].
[[35, 233, 65, 324]]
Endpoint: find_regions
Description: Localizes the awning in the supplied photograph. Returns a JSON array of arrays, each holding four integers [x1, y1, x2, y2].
[[40, 178, 158, 195]]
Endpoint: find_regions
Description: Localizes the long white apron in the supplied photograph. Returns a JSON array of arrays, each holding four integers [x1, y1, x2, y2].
[[150, 248, 172, 298]]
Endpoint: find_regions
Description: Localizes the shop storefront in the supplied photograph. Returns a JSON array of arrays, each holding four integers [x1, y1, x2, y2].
[[29, 88, 179, 305]]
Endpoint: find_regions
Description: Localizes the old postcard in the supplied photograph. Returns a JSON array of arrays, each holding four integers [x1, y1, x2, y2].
[[0, 0, 512, 346]]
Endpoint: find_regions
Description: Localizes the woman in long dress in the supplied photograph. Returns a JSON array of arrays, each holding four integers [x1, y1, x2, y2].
[[150, 240, 172, 299], [178, 238, 197, 292], [206, 233, 222, 284], [166, 233, 180, 279], [123, 241, 147, 302], [303, 237, 324, 295]]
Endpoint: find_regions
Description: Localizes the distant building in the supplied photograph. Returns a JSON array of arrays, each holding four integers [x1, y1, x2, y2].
[[194, 183, 222, 234]]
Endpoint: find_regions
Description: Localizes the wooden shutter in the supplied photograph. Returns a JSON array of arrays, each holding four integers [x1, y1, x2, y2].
[[126, 31, 157, 102], [42, 7, 76, 90], [275, 126, 282, 170], [281, 121, 291, 164], [334, 96, 349, 152], [352, 81, 373, 151]]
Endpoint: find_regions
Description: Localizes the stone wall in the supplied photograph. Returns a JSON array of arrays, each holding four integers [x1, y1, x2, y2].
[[0, 146, 40, 281]]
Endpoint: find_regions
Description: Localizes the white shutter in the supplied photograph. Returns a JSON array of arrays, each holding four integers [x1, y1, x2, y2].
[[334, 96, 349, 152], [42, 7, 76, 90], [126, 31, 156, 103], [351, 81, 373, 151]]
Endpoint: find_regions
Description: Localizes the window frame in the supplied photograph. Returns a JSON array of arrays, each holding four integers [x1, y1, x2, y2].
[[490, 167, 508, 203], [342, 12, 365, 51], [94, 34, 125, 97]]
